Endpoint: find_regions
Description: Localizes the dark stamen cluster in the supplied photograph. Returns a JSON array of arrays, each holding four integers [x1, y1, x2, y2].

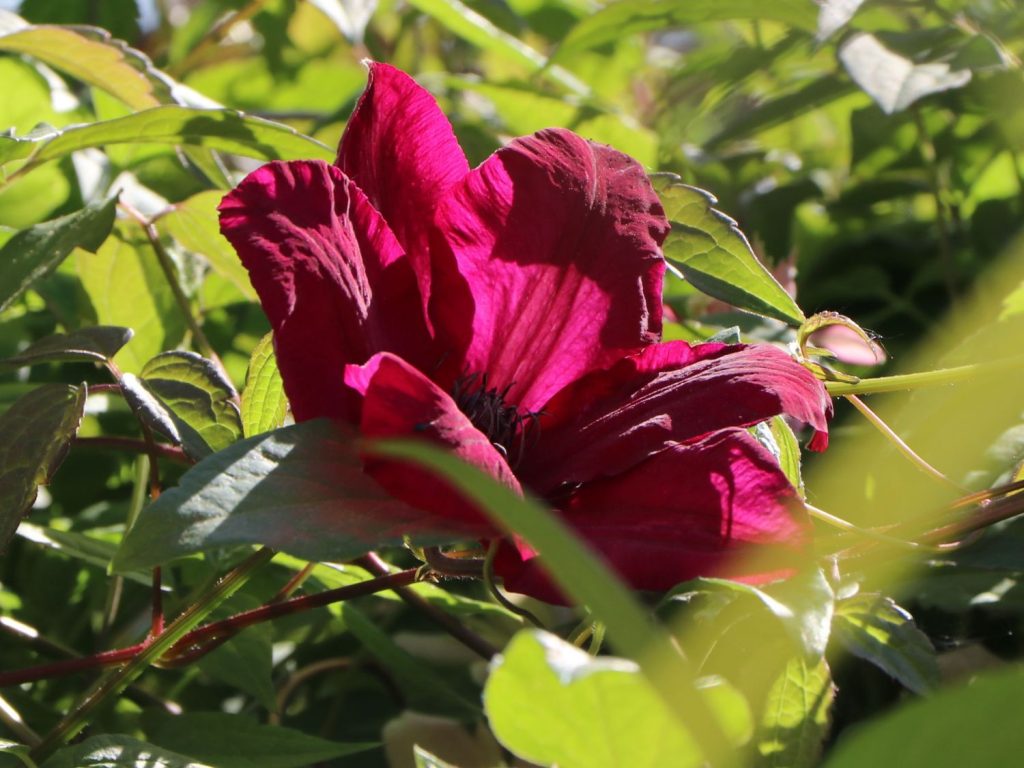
[[452, 373, 539, 465]]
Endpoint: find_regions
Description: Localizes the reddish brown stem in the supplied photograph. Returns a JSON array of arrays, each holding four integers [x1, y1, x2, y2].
[[0, 643, 148, 687], [150, 568, 165, 638]]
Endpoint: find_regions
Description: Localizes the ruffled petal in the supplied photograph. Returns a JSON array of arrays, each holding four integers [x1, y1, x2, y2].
[[497, 429, 811, 602], [336, 62, 470, 304], [431, 128, 669, 412], [521, 341, 832, 493], [346, 352, 521, 527], [219, 160, 431, 423]]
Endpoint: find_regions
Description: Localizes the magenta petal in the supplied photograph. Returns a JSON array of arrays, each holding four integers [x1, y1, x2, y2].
[[219, 160, 431, 423], [497, 429, 811, 601], [521, 341, 832, 492], [431, 128, 669, 412], [347, 352, 521, 527], [336, 62, 470, 303]]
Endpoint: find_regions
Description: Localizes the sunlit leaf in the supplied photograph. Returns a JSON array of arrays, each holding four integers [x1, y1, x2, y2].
[[832, 594, 939, 694], [652, 176, 805, 326], [160, 191, 256, 301], [0, 105, 333, 168], [1, 326, 132, 368], [140, 351, 242, 459], [816, 0, 865, 41], [40, 734, 213, 768], [755, 656, 834, 768], [112, 420, 481, 572], [143, 712, 377, 768], [15, 521, 153, 586], [0, 384, 85, 551], [0, 195, 116, 313], [240, 333, 287, 438], [822, 665, 1024, 768], [839, 33, 972, 114], [485, 629, 752, 768]]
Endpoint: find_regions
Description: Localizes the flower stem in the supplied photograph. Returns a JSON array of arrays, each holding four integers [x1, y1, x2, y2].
[[824, 355, 1024, 396], [29, 547, 275, 762], [844, 394, 963, 491]]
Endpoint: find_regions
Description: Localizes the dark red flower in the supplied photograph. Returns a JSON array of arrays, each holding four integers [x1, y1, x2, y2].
[[219, 63, 832, 602]]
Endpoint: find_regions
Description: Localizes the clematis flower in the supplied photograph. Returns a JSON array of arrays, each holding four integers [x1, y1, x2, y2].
[[219, 63, 832, 602]]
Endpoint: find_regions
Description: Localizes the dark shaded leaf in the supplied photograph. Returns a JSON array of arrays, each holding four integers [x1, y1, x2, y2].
[[1, 326, 132, 368], [755, 656, 834, 768], [832, 594, 939, 694], [652, 176, 805, 326], [119, 372, 182, 446], [0, 195, 117, 313], [40, 734, 212, 768], [140, 351, 242, 459], [240, 333, 287, 437], [112, 420, 483, 571], [0, 384, 85, 550]]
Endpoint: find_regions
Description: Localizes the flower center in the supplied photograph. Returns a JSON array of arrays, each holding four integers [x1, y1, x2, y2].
[[452, 373, 537, 463]]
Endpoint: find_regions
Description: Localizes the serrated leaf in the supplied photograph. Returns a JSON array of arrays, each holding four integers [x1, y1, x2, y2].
[[76, 225, 186, 372], [822, 665, 1024, 768], [140, 351, 242, 459], [663, 570, 834, 660], [553, 0, 815, 62], [0, 196, 116, 313], [113, 420, 483, 572], [756, 656, 834, 768], [0, 105, 333, 168], [1, 326, 132, 368], [485, 629, 752, 768], [0, 25, 161, 111], [0, 383, 85, 550], [160, 191, 256, 301], [40, 734, 213, 768], [832, 594, 939, 694], [652, 176, 805, 326], [839, 33, 972, 114], [240, 333, 287, 437], [143, 713, 376, 768]]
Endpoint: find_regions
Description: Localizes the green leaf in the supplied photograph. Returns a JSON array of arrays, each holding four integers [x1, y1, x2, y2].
[[485, 629, 752, 768], [196, 610, 276, 711], [119, 372, 182, 446], [553, 0, 815, 62], [143, 712, 376, 768], [771, 417, 804, 496], [652, 176, 805, 326], [40, 735, 212, 768], [0, 25, 160, 111], [822, 665, 1024, 768], [839, 33, 972, 114], [413, 747, 458, 768], [0, 739, 36, 768], [755, 656, 834, 768], [113, 420, 478, 572], [1, 326, 132, 368], [140, 351, 242, 459], [76, 225, 186, 373], [370, 439, 745, 766], [16, 522, 153, 587], [160, 191, 256, 301], [662, 570, 835, 660], [240, 333, 287, 437], [0, 383, 85, 551], [832, 594, 939, 694], [0, 106, 333, 168], [0, 195, 117, 313]]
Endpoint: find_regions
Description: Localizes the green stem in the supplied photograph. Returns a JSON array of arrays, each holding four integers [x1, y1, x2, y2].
[[29, 547, 274, 762], [824, 355, 1024, 396]]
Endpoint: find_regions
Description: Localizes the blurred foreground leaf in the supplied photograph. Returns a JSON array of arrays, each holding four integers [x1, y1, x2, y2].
[[755, 656, 834, 768], [0, 383, 85, 550]]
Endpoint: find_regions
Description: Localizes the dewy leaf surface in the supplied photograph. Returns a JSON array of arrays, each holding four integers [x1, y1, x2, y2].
[[832, 593, 939, 694], [113, 420, 484, 571], [484, 629, 752, 768], [0, 326, 133, 368], [140, 351, 242, 459], [839, 33, 972, 114], [652, 175, 805, 326], [0, 383, 85, 551], [0, 195, 117, 313], [0, 105, 333, 167], [755, 656, 834, 768], [241, 333, 287, 437]]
